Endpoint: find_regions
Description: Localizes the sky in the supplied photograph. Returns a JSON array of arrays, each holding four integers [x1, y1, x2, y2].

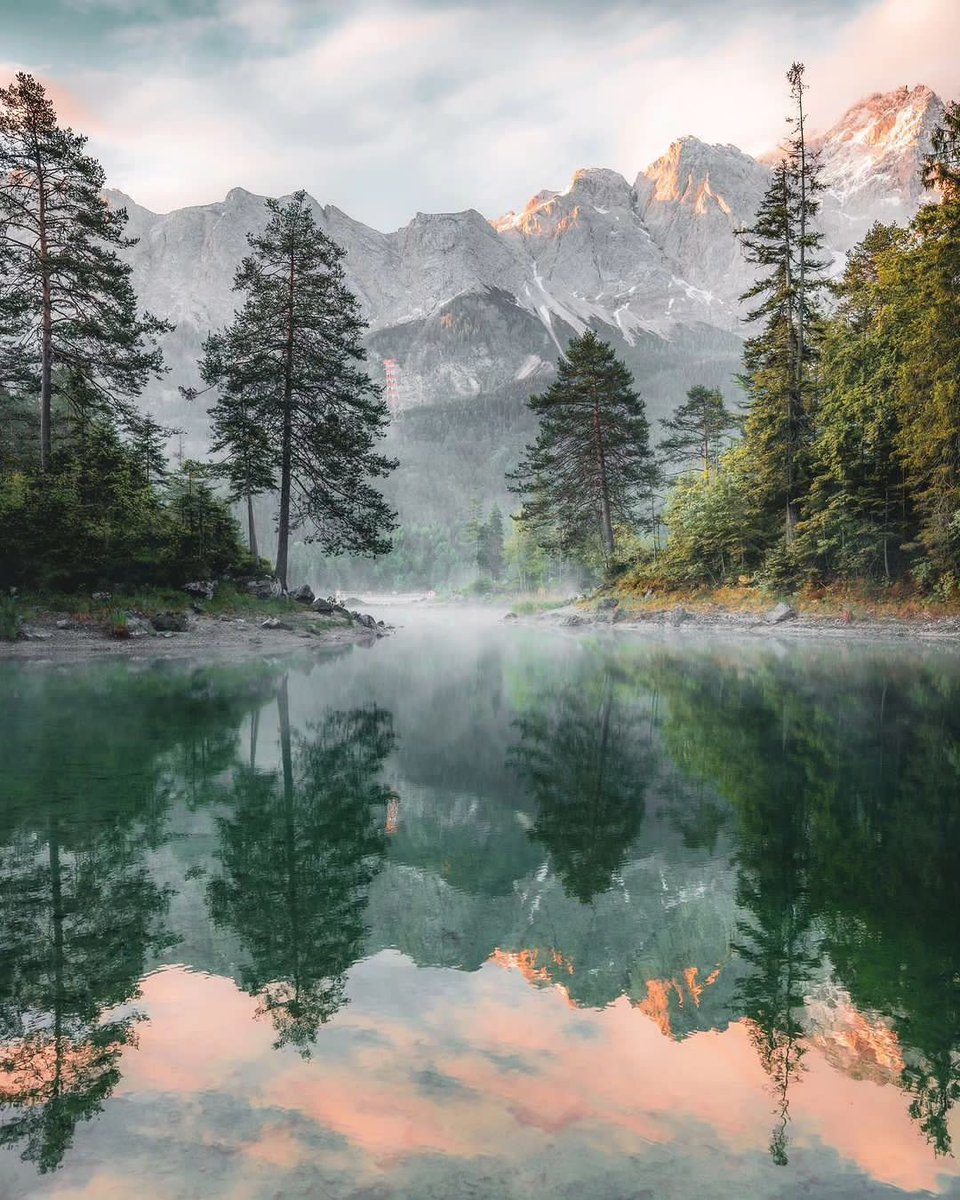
[[1, 0, 958, 230]]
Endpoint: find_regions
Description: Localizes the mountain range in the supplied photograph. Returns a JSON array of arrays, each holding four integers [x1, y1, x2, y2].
[[109, 83, 946, 523]]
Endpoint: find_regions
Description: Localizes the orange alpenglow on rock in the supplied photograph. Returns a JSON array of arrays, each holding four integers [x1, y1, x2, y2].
[[635, 965, 723, 1039]]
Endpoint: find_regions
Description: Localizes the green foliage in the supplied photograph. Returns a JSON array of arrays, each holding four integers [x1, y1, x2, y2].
[[645, 77, 960, 600], [510, 330, 658, 564], [658, 385, 740, 474], [105, 610, 130, 639], [0, 74, 169, 467], [662, 450, 767, 584], [0, 418, 251, 591], [200, 191, 396, 588]]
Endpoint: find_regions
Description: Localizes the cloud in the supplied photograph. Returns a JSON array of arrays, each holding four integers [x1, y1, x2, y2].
[[9, 0, 960, 229]]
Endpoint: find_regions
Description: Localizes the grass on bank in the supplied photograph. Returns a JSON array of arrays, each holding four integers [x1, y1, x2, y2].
[[9, 582, 301, 626], [602, 569, 960, 622]]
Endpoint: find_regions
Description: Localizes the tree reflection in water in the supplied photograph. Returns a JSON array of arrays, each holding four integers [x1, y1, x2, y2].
[[207, 676, 395, 1055], [647, 648, 960, 1162], [511, 664, 652, 904], [0, 663, 278, 1171]]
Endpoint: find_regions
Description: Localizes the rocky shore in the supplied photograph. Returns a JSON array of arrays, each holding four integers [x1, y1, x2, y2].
[[0, 581, 391, 663], [510, 598, 960, 645]]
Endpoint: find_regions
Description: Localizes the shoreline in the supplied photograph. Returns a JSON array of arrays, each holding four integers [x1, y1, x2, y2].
[[519, 601, 960, 648], [0, 609, 384, 664]]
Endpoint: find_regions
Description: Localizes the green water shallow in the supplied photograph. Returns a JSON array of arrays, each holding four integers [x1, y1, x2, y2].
[[1, 617, 959, 1198]]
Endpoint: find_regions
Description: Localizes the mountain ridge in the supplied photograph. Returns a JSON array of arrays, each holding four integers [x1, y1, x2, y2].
[[107, 81, 947, 461]]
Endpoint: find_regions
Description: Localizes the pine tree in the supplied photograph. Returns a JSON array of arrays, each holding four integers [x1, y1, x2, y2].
[[659, 385, 740, 475], [798, 223, 911, 580], [923, 100, 960, 200], [0, 73, 168, 469], [509, 330, 657, 562], [482, 505, 505, 580], [197, 328, 276, 562], [464, 496, 485, 573], [889, 107, 960, 577], [199, 191, 396, 589], [736, 63, 826, 548]]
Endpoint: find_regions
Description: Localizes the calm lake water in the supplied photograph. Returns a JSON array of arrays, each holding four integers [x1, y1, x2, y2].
[[1, 610, 959, 1199]]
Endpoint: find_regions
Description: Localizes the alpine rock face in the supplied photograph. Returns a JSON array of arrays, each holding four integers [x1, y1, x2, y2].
[[115, 83, 947, 454]]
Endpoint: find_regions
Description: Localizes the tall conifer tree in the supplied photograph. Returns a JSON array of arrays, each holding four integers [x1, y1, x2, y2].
[[737, 63, 826, 547], [510, 330, 657, 562], [659, 385, 740, 475], [0, 74, 168, 469], [199, 192, 396, 589]]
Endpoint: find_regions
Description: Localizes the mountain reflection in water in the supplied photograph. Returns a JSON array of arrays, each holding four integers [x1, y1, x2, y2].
[[0, 619, 958, 1198]]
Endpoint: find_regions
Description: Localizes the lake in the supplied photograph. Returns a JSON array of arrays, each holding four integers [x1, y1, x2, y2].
[[1, 609, 959, 1199]]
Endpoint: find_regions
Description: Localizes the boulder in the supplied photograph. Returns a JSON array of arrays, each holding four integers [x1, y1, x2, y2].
[[503, 612, 519, 621], [765, 602, 797, 625], [19, 625, 52, 642], [108, 614, 151, 639], [182, 580, 216, 601], [292, 584, 315, 605], [246, 577, 283, 601], [151, 612, 188, 633], [598, 597, 619, 610], [354, 612, 378, 629], [260, 617, 293, 631], [312, 597, 336, 614]]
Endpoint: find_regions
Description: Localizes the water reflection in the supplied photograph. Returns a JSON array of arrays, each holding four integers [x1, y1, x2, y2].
[[511, 661, 651, 903], [0, 635, 958, 1192], [645, 648, 960, 1162], [0, 662, 279, 1171], [206, 677, 394, 1054]]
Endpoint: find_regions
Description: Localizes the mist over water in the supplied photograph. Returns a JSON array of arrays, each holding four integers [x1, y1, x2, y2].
[[1, 617, 959, 1198]]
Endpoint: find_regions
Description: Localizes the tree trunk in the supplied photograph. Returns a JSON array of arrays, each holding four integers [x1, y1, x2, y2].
[[277, 675, 302, 1001], [786, 499, 799, 546], [38, 164, 53, 470], [246, 491, 259, 563], [275, 252, 296, 591], [49, 816, 65, 1094], [592, 392, 615, 559]]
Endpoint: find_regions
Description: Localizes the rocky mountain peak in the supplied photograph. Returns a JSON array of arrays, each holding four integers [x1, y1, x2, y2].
[[815, 83, 943, 210], [108, 81, 955, 445], [638, 136, 768, 215], [493, 169, 634, 237]]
